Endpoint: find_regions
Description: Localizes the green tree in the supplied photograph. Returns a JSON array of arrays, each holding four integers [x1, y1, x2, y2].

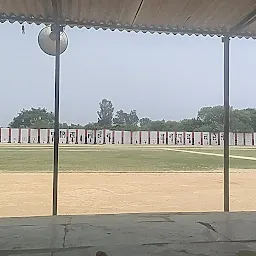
[[148, 120, 167, 131], [165, 120, 181, 131], [10, 104, 256, 132], [9, 107, 54, 128], [197, 106, 225, 132], [69, 123, 84, 129], [60, 122, 69, 129], [113, 109, 139, 130], [230, 109, 253, 132], [113, 110, 127, 126], [84, 122, 100, 130], [140, 117, 152, 128], [179, 118, 203, 131], [244, 108, 256, 131], [126, 110, 139, 126], [97, 99, 114, 127]]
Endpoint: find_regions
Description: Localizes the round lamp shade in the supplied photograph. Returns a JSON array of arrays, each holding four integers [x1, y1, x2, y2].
[[38, 26, 68, 56]]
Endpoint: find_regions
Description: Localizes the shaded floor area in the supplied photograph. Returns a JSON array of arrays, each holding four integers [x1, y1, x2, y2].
[[1, 212, 256, 255]]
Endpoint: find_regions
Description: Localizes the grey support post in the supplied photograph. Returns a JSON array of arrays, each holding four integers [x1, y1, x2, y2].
[[222, 36, 230, 212]]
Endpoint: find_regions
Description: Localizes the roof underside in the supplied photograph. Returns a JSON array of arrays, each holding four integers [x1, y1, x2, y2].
[[1, 0, 256, 38]]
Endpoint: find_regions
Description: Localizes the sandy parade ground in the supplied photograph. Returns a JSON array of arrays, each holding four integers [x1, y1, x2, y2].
[[1, 171, 256, 217]]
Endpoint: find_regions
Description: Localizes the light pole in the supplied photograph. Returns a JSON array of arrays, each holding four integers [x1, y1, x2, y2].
[[38, 25, 68, 215]]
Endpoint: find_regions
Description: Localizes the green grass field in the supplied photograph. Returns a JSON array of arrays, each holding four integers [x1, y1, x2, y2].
[[184, 147, 256, 158], [0, 144, 256, 172]]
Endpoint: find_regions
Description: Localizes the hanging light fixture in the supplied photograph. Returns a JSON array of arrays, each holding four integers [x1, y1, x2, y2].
[[38, 24, 68, 56]]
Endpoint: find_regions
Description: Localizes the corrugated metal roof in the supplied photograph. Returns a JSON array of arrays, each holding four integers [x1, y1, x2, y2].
[[1, 0, 256, 38]]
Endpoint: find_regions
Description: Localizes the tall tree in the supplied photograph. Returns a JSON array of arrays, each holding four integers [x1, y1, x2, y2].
[[9, 107, 54, 128], [140, 117, 152, 128], [97, 99, 114, 127], [113, 109, 139, 129], [113, 110, 127, 126], [244, 108, 256, 131], [126, 110, 139, 126], [230, 109, 253, 132], [9, 104, 256, 132], [179, 118, 202, 131], [165, 120, 181, 131], [149, 120, 167, 131], [197, 106, 225, 132]]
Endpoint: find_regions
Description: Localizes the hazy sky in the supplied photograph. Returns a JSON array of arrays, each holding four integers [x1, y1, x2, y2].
[[0, 22, 255, 127]]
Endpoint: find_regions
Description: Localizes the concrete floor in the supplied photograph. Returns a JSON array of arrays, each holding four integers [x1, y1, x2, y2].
[[1, 212, 256, 256]]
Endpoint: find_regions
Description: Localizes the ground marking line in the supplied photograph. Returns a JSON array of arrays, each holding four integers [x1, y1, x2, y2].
[[162, 148, 256, 161]]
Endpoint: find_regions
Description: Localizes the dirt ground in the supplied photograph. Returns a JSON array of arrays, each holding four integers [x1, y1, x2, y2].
[[0, 172, 256, 217]]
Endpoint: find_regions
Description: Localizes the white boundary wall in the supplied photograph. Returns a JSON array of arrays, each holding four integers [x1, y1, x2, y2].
[[123, 131, 131, 144], [21, 129, 29, 143], [141, 131, 149, 144], [237, 133, 244, 146], [150, 131, 158, 144], [0, 128, 9, 143], [114, 131, 122, 144], [1, 128, 255, 146], [245, 133, 253, 146], [105, 130, 113, 144], [185, 132, 192, 145], [68, 129, 76, 144], [194, 132, 202, 145], [159, 132, 166, 145], [78, 129, 86, 144], [30, 129, 38, 144], [11, 128, 19, 143], [229, 133, 235, 146], [202, 132, 210, 145], [132, 131, 140, 145], [167, 132, 175, 145]]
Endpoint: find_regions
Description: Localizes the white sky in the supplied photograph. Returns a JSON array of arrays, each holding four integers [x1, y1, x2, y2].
[[0, 22, 255, 126]]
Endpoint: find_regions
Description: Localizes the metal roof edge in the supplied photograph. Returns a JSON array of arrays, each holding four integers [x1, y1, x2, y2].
[[0, 14, 255, 39]]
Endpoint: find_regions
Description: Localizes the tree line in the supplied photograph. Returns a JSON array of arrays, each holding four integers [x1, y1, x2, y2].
[[7, 99, 256, 132]]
